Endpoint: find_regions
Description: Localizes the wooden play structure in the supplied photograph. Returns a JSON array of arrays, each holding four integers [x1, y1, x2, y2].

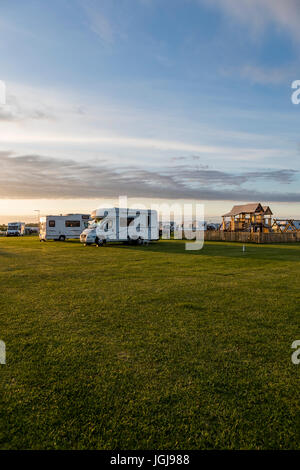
[[272, 219, 300, 233], [205, 203, 300, 242], [221, 203, 273, 233]]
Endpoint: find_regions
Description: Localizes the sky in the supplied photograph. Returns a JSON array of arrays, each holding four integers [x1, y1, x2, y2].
[[1, 0, 300, 223]]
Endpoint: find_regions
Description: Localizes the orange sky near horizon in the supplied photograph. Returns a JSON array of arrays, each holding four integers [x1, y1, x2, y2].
[[0, 198, 299, 225]]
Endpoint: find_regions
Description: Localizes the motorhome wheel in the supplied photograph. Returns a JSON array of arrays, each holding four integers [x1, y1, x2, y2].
[[96, 238, 104, 247], [58, 235, 65, 241]]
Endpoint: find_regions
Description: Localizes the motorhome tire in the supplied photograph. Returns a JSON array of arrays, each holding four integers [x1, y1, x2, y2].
[[96, 238, 104, 247], [59, 235, 65, 241]]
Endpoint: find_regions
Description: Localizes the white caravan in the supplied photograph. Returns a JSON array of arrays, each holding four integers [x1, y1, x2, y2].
[[7, 222, 25, 236], [80, 208, 159, 246], [39, 214, 90, 241]]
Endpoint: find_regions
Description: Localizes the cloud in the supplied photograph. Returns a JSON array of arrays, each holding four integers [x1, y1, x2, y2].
[[0, 151, 299, 202], [221, 64, 297, 85], [0, 92, 54, 122], [0, 82, 293, 166], [240, 64, 296, 85], [80, 0, 121, 44], [200, 0, 300, 41], [175, 167, 297, 186], [85, 11, 114, 44]]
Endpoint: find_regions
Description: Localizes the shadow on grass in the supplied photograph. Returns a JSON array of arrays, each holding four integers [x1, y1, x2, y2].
[[0, 250, 15, 257], [17, 237, 300, 262], [119, 239, 300, 262]]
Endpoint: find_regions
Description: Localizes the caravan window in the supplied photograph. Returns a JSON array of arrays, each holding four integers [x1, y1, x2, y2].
[[49, 220, 55, 227], [65, 220, 81, 227]]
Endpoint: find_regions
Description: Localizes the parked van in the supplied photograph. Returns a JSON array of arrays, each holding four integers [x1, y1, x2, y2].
[[39, 214, 90, 241], [7, 222, 25, 236], [80, 208, 159, 246]]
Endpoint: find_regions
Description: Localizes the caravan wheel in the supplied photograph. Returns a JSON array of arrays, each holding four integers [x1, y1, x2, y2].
[[58, 235, 66, 242]]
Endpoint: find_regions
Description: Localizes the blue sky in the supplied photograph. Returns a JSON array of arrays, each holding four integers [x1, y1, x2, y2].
[[1, 0, 300, 221]]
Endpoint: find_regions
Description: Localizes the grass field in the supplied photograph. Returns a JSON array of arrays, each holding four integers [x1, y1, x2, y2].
[[0, 236, 299, 450]]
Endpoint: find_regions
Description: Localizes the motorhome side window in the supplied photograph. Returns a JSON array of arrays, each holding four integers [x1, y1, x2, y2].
[[104, 220, 113, 231], [49, 220, 55, 227], [65, 220, 81, 227], [127, 217, 135, 227]]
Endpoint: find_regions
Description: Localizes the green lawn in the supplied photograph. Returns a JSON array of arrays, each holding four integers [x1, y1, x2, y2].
[[0, 236, 299, 450]]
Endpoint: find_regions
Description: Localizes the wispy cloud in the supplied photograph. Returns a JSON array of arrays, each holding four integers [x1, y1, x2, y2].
[[0, 151, 298, 202], [240, 64, 296, 85], [200, 0, 300, 42], [175, 166, 297, 186], [221, 63, 297, 85], [0, 131, 288, 164], [80, 0, 122, 44], [2, 81, 295, 168]]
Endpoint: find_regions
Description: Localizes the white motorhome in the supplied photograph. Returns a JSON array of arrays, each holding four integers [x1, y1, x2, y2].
[[80, 208, 159, 246], [39, 214, 90, 241], [6, 222, 25, 236]]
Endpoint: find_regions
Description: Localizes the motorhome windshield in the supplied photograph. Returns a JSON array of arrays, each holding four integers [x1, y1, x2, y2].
[[89, 217, 104, 227], [8, 225, 19, 230], [87, 221, 96, 228]]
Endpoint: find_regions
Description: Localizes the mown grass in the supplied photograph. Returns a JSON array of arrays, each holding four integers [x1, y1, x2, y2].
[[0, 237, 299, 449]]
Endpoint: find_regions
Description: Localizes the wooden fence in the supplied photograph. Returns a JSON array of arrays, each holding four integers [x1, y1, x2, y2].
[[204, 231, 300, 244]]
